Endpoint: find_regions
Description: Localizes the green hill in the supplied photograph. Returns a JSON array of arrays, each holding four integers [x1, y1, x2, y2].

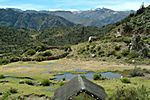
[[0, 8, 74, 30], [72, 5, 150, 64]]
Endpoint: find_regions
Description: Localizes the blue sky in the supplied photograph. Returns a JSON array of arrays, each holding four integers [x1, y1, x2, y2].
[[0, 0, 150, 11]]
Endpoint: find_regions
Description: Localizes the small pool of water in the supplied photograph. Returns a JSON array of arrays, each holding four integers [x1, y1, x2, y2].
[[54, 72, 122, 81]]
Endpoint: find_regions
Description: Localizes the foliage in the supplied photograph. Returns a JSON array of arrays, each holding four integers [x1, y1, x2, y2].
[[41, 79, 50, 86], [128, 51, 139, 59], [25, 80, 34, 85], [9, 88, 18, 94], [109, 85, 149, 100], [0, 74, 5, 79], [39, 51, 52, 57], [129, 67, 144, 77], [93, 74, 102, 80], [121, 49, 129, 57], [25, 49, 36, 56], [59, 81, 65, 86], [1, 92, 11, 100], [120, 78, 131, 83]]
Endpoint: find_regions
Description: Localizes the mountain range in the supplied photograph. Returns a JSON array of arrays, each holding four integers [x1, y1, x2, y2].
[[0, 8, 133, 30]]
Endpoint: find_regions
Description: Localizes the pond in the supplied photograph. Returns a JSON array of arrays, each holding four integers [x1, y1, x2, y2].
[[54, 72, 122, 81]]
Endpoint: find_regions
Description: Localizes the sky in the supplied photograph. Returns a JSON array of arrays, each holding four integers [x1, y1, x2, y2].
[[0, 0, 150, 11]]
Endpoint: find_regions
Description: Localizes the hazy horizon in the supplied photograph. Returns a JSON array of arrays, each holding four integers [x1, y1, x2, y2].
[[0, 0, 150, 11]]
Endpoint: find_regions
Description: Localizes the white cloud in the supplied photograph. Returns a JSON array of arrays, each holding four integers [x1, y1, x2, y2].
[[0, 4, 45, 11], [49, 8, 78, 11]]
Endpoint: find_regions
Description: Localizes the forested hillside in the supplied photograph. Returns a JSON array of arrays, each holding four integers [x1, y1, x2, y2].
[[73, 5, 150, 64], [111, 5, 150, 35], [0, 8, 74, 30]]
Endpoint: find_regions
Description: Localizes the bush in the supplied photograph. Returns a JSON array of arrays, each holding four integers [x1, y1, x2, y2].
[[0, 59, 10, 65], [120, 78, 131, 83], [109, 85, 149, 100], [42, 51, 52, 56], [10, 57, 20, 62], [26, 49, 36, 56], [41, 79, 50, 86], [128, 51, 139, 58], [35, 45, 46, 52], [0, 75, 5, 79], [116, 54, 122, 59], [129, 67, 144, 77], [115, 45, 121, 51], [35, 56, 45, 62], [107, 50, 116, 57], [62, 77, 66, 81], [121, 49, 129, 57], [25, 80, 34, 85], [59, 81, 65, 86], [93, 74, 102, 80], [9, 88, 18, 94]]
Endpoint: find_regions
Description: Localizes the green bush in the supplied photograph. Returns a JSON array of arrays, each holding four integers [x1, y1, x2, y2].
[[93, 74, 102, 80], [62, 77, 66, 81], [59, 81, 65, 86], [123, 37, 131, 44], [26, 49, 36, 56], [41, 79, 50, 86], [115, 45, 121, 51], [0, 75, 5, 79], [128, 51, 139, 58], [109, 85, 149, 100], [35, 56, 46, 62], [10, 57, 20, 62], [35, 45, 46, 52], [120, 78, 131, 83], [42, 51, 52, 56], [0, 58, 10, 65], [9, 88, 18, 94], [129, 67, 144, 77], [121, 49, 129, 57], [25, 80, 34, 85], [116, 54, 122, 59], [107, 50, 116, 57]]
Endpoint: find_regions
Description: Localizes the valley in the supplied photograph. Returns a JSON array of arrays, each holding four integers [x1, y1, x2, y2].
[[0, 3, 150, 100]]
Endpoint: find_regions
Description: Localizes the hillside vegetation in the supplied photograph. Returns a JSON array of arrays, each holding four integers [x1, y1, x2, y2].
[[0, 8, 74, 30], [72, 5, 150, 64]]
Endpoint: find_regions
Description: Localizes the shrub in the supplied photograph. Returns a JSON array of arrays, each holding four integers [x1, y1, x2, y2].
[[115, 45, 121, 51], [35, 45, 46, 52], [0, 75, 5, 79], [129, 67, 144, 77], [109, 85, 149, 100], [26, 49, 36, 56], [42, 51, 52, 56], [1, 92, 10, 100], [120, 78, 131, 83], [128, 51, 139, 58], [41, 79, 50, 86], [9, 88, 18, 94], [93, 74, 102, 80], [35, 56, 45, 62], [0, 59, 10, 65], [59, 81, 65, 86], [116, 54, 122, 59], [121, 49, 129, 57], [107, 50, 116, 57], [25, 80, 34, 85], [10, 57, 20, 62], [123, 37, 131, 44], [62, 77, 66, 81]]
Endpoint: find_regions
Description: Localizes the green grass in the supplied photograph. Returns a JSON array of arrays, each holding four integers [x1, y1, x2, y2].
[[0, 59, 150, 99]]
